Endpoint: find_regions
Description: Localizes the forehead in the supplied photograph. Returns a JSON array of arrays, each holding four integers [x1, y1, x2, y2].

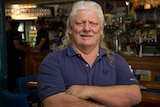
[[75, 9, 99, 20]]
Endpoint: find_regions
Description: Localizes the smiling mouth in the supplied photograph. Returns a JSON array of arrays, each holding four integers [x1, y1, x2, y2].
[[80, 34, 93, 37], [81, 35, 92, 37], [81, 35, 93, 38], [80, 35, 93, 40]]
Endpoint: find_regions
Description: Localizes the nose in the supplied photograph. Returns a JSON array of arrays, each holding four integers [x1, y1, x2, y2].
[[83, 22, 91, 32]]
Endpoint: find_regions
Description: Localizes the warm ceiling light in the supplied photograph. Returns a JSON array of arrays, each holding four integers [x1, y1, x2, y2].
[[11, 4, 37, 9], [144, 3, 151, 9], [11, 15, 38, 20]]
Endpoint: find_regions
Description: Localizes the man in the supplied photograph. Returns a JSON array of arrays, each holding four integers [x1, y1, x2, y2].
[[38, 1, 142, 107], [6, 20, 30, 92], [35, 20, 50, 51]]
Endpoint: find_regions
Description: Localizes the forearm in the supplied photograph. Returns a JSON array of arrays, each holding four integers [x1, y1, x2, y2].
[[88, 85, 142, 107], [66, 85, 142, 107], [43, 92, 106, 107], [35, 38, 46, 50], [14, 40, 30, 52]]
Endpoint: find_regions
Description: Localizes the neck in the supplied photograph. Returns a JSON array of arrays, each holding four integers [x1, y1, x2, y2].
[[72, 44, 98, 55], [72, 44, 99, 67]]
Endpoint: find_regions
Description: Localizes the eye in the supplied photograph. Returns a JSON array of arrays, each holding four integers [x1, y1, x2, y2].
[[90, 22, 98, 27], [75, 22, 84, 26]]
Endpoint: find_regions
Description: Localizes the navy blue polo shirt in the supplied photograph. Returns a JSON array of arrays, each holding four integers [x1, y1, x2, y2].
[[37, 44, 139, 100]]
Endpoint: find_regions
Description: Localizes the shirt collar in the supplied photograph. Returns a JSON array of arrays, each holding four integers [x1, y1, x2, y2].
[[66, 44, 107, 57]]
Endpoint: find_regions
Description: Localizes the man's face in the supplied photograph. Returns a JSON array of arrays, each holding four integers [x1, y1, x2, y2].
[[35, 23, 41, 30], [69, 9, 103, 47]]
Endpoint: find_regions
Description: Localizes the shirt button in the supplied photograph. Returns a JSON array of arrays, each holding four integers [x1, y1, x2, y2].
[[97, 53, 99, 56], [86, 64, 89, 67]]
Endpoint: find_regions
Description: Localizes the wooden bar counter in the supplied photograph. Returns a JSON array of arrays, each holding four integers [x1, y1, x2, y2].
[[22, 50, 50, 76], [138, 81, 160, 107], [121, 54, 160, 81], [120, 54, 160, 106]]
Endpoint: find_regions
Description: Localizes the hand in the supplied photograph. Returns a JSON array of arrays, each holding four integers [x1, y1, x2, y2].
[[35, 45, 40, 50], [66, 85, 91, 100]]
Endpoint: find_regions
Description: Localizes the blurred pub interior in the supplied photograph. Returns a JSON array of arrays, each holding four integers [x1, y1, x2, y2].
[[1, 0, 160, 106], [4, 0, 160, 53]]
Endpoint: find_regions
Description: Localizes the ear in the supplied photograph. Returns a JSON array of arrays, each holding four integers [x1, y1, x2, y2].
[[68, 26, 73, 35], [100, 27, 104, 35]]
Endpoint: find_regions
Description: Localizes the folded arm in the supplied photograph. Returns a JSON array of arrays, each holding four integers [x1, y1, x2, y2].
[[66, 84, 142, 107], [43, 92, 106, 107]]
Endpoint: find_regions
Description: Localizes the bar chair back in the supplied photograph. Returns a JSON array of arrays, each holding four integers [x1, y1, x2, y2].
[[1, 90, 30, 107], [17, 76, 41, 107], [17, 76, 37, 95]]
